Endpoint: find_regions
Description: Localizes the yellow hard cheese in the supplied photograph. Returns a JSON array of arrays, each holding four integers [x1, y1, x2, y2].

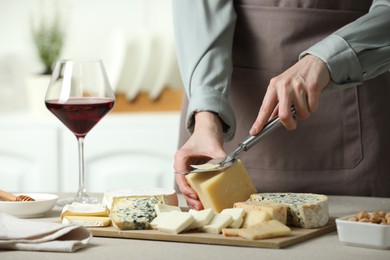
[[234, 201, 288, 225], [238, 220, 291, 240], [185, 160, 257, 212]]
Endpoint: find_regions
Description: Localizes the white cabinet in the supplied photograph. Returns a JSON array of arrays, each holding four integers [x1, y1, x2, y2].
[[0, 112, 180, 193], [60, 112, 180, 193], [0, 115, 59, 192]]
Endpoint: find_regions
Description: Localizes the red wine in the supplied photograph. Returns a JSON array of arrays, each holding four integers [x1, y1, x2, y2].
[[46, 98, 115, 137]]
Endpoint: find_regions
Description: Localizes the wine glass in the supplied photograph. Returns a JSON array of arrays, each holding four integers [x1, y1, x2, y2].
[[45, 59, 115, 206]]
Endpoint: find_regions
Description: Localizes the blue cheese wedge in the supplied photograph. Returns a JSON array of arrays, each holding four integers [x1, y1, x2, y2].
[[250, 193, 329, 228], [111, 196, 162, 230]]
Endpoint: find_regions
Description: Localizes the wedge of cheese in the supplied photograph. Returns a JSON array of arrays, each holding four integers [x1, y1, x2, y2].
[[187, 208, 214, 230], [202, 214, 233, 234], [241, 210, 271, 228], [102, 188, 178, 209], [153, 212, 194, 234], [250, 193, 329, 228], [233, 201, 288, 225], [60, 202, 109, 219], [220, 208, 245, 228], [110, 196, 162, 230], [155, 204, 182, 215], [185, 160, 256, 212], [238, 220, 291, 240], [62, 216, 111, 227]]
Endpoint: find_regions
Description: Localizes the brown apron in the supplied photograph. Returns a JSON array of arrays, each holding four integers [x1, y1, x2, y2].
[[178, 0, 390, 197]]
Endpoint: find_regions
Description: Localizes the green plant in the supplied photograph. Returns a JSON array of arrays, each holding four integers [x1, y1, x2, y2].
[[31, 15, 65, 75]]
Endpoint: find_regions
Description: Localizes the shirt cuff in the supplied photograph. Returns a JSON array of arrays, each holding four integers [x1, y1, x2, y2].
[[186, 86, 236, 142], [300, 34, 363, 84]]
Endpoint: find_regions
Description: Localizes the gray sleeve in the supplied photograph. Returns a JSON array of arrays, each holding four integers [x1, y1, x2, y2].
[[300, 0, 390, 87], [172, 0, 237, 141]]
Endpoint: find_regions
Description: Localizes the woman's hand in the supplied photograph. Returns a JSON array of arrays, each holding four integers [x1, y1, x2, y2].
[[174, 111, 226, 210], [250, 55, 331, 135]]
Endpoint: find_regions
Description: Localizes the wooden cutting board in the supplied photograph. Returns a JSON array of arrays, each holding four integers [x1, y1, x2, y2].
[[89, 217, 336, 249]]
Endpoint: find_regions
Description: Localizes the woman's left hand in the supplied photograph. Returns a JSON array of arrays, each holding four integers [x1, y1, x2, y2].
[[250, 54, 331, 135]]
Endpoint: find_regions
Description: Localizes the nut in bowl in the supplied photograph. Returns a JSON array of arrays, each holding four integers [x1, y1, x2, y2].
[[336, 211, 390, 250], [0, 193, 58, 218]]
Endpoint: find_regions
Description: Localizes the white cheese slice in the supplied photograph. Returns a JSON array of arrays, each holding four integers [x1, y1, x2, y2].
[[202, 214, 233, 234], [155, 212, 194, 234], [154, 204, 182, 216], [62, 216, 111, 227], [61, 202, 109, 219], [187, 208, 214, 230], [220, 208, 245, 228]]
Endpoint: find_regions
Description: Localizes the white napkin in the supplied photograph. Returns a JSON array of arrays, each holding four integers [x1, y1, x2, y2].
[[0, 212, 92, 252]]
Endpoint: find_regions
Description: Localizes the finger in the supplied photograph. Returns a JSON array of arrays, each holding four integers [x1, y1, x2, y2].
[[307, 83, 321, 113], [277, 84, 297, 130], [175, 174, 198, 200], [184, 195, 204, 211], [250, 85, 278, 135], [292, 83, 310, 120]]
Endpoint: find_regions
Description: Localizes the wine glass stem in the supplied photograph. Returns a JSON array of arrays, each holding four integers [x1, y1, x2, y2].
[[76, 136, 88, 199]]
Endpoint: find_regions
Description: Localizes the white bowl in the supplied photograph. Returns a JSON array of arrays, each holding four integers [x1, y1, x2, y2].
[[0, 193, 58, 218], [336, 214, 390, 250]]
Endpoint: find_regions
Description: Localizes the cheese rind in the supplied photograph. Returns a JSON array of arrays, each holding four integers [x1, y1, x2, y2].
[[62, 216, 111, 227], [110, 196, 162, 230], [185, 160, 256, 212], [250, 193, 329, 228], [61, 202, 109, 219], [238, 220, 291, 240], [233, 201, 288, 225]]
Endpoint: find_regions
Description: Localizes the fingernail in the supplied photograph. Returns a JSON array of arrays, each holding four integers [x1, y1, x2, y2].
[[249, 127, 257, 135]]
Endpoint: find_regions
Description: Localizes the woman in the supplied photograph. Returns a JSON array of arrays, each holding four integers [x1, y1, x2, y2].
[[172, 0, 390, 210]]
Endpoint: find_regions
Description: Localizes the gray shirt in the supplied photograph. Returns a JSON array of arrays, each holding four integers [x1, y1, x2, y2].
[[172, 0, 390, 141]]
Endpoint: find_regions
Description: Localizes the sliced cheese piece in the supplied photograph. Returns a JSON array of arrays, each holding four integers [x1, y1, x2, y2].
[[234, 201, 288, 225], [241, 210, 271, 227], [250, 193, 329, 228], [222, 228, 241, 237], [185, 160, 256, 212], [155, 212, 194, 234], [110, 196, 161, 230], [60, 202, 109, 219], [202, 214, 233, 234], [191, 163, 220, 170], [220, 208, 245, 228], [187, 208, 214, 230], [155, 204, 182, 216], [238, 220, 291, 240], [62, 216, 111, 227], [102, 188, 178, 209]]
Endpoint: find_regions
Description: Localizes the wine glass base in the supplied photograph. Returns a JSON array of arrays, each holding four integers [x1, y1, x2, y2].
[[56, 196, 100, 207]]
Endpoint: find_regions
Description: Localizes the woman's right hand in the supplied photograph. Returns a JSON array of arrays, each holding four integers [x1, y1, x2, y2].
[[174, 111, 226, 210]]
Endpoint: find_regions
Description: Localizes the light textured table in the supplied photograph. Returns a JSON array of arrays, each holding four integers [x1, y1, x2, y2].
[[1, 194, 389, 260]]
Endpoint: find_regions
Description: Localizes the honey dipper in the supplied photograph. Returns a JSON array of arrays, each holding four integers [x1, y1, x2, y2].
[[0, 189, 35, 202]]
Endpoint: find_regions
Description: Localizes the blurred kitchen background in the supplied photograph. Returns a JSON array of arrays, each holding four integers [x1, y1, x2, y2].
[[0, 0, 184, 193]]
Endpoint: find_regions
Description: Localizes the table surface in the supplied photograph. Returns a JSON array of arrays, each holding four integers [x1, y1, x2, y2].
[[1, 194, 390, 260]]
